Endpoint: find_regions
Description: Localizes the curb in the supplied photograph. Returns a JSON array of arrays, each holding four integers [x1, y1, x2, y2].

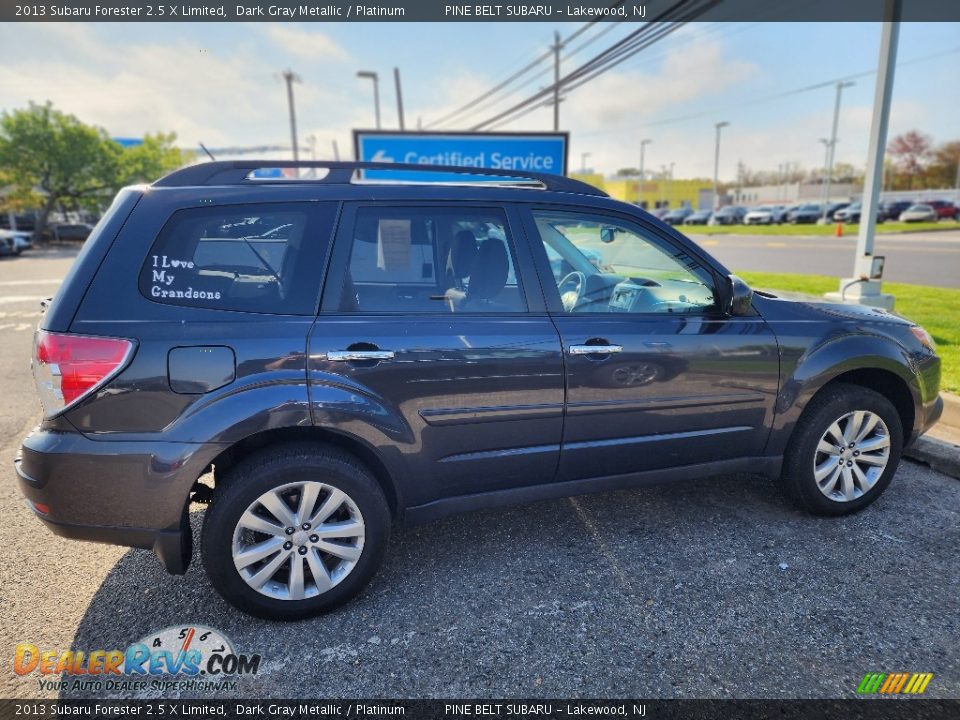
[[904, 436, 960, 480], [940, 393, 960, 431]]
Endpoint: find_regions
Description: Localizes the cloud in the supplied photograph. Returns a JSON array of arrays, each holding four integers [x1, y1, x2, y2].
[[263, 25, 350, 62]]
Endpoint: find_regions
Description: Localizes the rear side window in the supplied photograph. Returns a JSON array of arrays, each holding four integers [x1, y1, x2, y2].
[[139, 203, 334, 314], [324, 205, 525, 313]]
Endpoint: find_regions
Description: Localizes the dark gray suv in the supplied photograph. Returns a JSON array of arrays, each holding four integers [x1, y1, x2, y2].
[[16, 162, 942, 620]]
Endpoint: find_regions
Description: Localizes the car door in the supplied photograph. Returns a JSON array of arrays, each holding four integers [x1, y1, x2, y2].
[[520, 205, 780, 482], [308, 202, 565, 508]]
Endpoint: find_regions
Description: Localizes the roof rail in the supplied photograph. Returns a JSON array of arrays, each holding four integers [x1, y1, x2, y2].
[[153, 160, 607, 197]]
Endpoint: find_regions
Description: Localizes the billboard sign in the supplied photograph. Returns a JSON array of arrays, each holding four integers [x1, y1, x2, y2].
[[353, 130, 568, 182]]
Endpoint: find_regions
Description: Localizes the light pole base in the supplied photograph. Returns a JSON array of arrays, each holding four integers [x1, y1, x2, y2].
[[824, 278, 895, 310]]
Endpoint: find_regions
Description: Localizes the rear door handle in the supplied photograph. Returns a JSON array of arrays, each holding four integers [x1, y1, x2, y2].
[[326, 350, 395, 361], [568, 344, 623, 356]]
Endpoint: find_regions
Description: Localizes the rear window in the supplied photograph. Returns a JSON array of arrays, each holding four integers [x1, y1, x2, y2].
[[139, 203, 334, 314]]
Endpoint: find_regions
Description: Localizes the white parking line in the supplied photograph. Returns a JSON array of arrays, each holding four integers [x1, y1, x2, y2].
[[0, 279, 61, 286], [0, 296, 46, 305]]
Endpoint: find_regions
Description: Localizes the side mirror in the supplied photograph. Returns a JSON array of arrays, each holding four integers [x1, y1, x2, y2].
[[600, 226, 616, 244], [726, 274, 754, 316]]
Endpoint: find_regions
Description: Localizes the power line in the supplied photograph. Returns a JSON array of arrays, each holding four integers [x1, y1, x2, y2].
[[426, 1, 627, 130], [471, 0, 720, 131], [574, 43, 960, 138]]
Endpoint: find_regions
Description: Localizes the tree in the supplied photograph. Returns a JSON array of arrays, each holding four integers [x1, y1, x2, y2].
[[887, 130, 932, 189], [0, 102, 186, 238], [926, 140, 960, 189]]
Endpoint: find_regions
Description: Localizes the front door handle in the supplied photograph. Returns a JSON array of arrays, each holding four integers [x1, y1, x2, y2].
[[568, 344, 623, 356], [326, 350, 395, 362]]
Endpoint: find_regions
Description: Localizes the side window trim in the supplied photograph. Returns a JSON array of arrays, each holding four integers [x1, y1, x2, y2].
[[520, 204, 726, 318], [320, 201, 536, 315]]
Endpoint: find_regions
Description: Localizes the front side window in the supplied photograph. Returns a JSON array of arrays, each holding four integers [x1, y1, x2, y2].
[[327, 206, 525, 313], [532, 210, 717, 314], [140, 203, 331, 314]]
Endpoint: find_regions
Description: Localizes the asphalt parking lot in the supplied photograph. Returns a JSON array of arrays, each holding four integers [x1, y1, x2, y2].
[[1, 247, 958, 700]]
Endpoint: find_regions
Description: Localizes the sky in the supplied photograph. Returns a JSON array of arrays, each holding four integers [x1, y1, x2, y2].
[[1, 19, 958, 181]]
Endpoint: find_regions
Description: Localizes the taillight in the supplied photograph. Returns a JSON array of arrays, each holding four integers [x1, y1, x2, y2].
[[32, 331, 135, 418]]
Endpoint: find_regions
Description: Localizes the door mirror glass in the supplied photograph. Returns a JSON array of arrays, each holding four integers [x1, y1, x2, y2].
[[727, 275, 754, 316]]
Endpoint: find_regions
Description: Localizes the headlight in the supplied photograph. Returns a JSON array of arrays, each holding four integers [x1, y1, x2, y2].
[[909, 326, 936, 351]]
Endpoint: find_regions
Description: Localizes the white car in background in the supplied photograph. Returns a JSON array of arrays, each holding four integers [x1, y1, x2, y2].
[[898, 204, 937, 223], [0, 229, 33, 255], [743, 205, 786, 225]]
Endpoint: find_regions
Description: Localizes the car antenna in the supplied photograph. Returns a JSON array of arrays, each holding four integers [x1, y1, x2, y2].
[[198, 142, 216, 161]]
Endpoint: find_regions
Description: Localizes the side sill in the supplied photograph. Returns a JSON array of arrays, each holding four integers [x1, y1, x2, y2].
[[404, 455, 784, 524]]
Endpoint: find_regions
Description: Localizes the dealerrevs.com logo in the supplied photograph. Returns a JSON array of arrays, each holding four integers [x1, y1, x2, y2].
[[14, 625, 261, 694]]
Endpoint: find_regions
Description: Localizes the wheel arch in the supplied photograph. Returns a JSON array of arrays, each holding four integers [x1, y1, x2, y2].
[[767, 335, 920, 458], [204, 426, 403, 520]]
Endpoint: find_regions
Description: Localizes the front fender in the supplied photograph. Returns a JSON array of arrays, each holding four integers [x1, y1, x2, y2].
[[766, 330, 919, 456]]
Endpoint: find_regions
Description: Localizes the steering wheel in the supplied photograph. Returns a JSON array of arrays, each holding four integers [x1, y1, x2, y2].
[[558, 271, 587, 312]]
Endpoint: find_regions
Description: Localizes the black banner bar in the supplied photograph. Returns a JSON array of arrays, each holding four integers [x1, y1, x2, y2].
[[3, 0, 960, 23], [2, 700, 960, 720]]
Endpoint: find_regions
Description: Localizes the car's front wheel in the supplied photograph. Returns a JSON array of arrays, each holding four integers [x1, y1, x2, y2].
[[779, 383, 903, 516], [202, 443, 390, 620]]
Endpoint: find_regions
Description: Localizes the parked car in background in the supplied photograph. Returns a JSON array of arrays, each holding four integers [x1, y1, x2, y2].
[[711, 205, 747, 225], [824, 202, 850, 222], [899, 204, 938, 223], [0, 213, 37, 232], [52, 223, 95, 242], [683, 209, 713, 226], [0, 236, 15, 257], [662, 207, 694, 225], [648, 207, 670, 220], [785, 204, 823, 224], [0, 229, 33, 254], [926, 200, 958, 220], [743, 205, 786, 225], [879, 200, 913, 222], [834, 202, 883, 224]]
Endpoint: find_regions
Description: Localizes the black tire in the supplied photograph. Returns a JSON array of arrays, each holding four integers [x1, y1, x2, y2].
[[202, 442, 391, 620], [778, 383, 903, 516]]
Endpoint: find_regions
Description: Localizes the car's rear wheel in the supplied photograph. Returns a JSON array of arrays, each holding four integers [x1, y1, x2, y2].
[[779, 383, 903, 516], [202, 443, 390, 620]]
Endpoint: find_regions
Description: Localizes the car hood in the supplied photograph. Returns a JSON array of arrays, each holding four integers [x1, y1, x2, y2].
[[756, 293, 914, 327]]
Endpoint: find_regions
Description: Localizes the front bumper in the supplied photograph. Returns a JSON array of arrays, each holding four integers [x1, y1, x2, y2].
[[914, 394, 944, 441], [14, 428, 219, 574]]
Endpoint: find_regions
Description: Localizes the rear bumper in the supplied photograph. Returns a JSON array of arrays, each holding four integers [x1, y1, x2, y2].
[[14, 428, 218, 574]]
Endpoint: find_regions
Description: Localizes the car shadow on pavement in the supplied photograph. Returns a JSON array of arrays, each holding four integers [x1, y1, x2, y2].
[[59, 465, 960, 699]]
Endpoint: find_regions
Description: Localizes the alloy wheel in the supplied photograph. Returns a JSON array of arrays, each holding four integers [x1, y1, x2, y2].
[[231, 481, 365, 600], [813, 410, 891, 502]]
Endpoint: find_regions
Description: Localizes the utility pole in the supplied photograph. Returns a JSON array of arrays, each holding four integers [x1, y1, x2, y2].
[[580, 152, 591, 174], [552, 31, 563, 131], [713, 121, 729, 210], [357, 70, 381, 129], [669, 162, 675, 208], [826, 0, 900, 309], [281, 69, 301, 162], [394, 67, 406, 131], [332, 139, 340, 161], [639, 138, 652, 180], [820, 80, 856, 221]]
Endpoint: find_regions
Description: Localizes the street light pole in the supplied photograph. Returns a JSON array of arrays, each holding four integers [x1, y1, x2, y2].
[[280, 69, 301, 162], [581, 152, 591, 174], [552, 31, 563, 132], [639, 139, 652, 180], [820, 80, 856, 221], [394, 67, 405, 131], [357, 70, 381, 129], [713, 121, 729, 210], [826, 0, 900, 309]]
